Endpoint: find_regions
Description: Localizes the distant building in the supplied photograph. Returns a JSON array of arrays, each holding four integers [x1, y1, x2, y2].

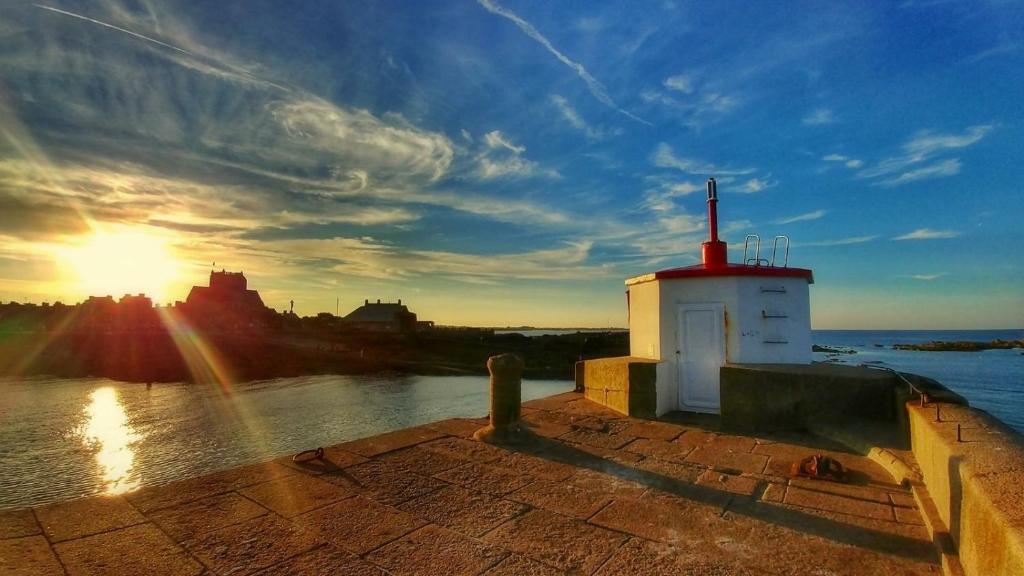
[[341, 299, 418, 332], [182, 270, 271, 330]]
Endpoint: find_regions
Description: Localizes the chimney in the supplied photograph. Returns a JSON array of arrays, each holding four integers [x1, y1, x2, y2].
[[701, 178, 728, 267]]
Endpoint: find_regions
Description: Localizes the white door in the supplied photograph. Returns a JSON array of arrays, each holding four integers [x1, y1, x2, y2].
[[678, 303, 726, 413]]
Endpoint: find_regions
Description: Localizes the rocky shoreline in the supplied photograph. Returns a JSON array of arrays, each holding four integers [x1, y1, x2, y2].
[[892, 339, 1024, 352], [0, 329, 629, 383]]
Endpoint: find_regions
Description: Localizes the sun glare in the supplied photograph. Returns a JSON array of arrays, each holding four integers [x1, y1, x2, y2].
[[61, 227, 182, 302]]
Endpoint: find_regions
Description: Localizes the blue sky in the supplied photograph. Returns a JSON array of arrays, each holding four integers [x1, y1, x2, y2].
[[0, 0, 1021, 328]]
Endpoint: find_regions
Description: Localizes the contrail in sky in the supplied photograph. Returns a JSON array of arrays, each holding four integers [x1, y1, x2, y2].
[[477, 0, 649, 126], [34, 4, 193, 56]]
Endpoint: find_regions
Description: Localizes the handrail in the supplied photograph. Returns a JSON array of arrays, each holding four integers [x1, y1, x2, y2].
[[771, 235, 790, 267], [860, 363, 928, 400], [743, 234, 761, 266]]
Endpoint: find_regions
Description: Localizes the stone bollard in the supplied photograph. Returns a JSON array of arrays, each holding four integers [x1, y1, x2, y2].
[[474, 353, 527, 444]]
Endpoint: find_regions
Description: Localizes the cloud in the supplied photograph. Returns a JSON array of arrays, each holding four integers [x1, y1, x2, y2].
[[908, 273, 947, 281], [477, 0, 649, 125], [550, 95, 603, 139], [893, 228, 960, 240], [795, 235, 878, 247], [474, 130, 557, 180], [858, 124, 993, 185], [802, 108, 836, 125], [574, 16, 605, 33], [652, 143, 754, 176], [823, 154, 863, 169], [774, 209, 826, 225], [663, 74, 693, 94], [882, 158, 961, 186], [739, 178, 776, 193]]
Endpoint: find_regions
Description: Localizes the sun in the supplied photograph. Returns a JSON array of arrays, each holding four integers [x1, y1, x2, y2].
[[60, 227, 183, 303]]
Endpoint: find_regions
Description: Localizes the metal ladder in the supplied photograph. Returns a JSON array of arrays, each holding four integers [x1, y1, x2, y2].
[[743, 234, 790, 267]]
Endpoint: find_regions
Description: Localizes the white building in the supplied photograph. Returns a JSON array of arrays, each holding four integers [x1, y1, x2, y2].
[[626, 178, 814, 415]]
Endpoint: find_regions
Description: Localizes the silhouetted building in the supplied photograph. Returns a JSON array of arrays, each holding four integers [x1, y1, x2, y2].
[[341, 299, 418, 332], [182, 270, 271, 330]]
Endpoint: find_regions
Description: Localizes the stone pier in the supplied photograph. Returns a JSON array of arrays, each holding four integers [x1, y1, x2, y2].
[[0, 389, 944, 575]]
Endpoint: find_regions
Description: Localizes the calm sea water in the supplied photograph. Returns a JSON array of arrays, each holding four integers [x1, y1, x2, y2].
[[0, 375, 570, 509], [812, 329, 1024, 433]]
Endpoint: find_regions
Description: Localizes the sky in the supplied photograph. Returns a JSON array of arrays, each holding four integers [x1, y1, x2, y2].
[[0, 0, 1021, 329]]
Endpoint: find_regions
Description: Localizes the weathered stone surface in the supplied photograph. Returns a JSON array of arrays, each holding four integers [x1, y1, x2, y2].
[[183, 514, 321, 576], [379, 445, 469, 475], [56, 523, 203, 576], [339, 425, 447, 457], [559, 427, 636, 450], [482, 554, 566, 575], [685, 446, 768, 474], [127, 461, 293, 513], [672, 428, 717, 450], [252, 545, 387, 576], [621, 420, 686, 441], [35, 495, 146, 542], [484, 509, 626, 574], [149, 492, 268, 542], [489, 451, 576, 481], [784, 484, 896, 521], [276, 446, 368, 474], [634, 457, 705, 486], [345, 459, 447, 505], [569, 469, 648, 501], [594, 537, 761, 576], [435, 462, 532, 496], [508, 479, 612, 520], [0, 509, 40, 539], [520, 392, 580, 411], [696, 470, 761, 497], [366, 524, 507, 576], [398, 485, 526, 537], [418, 437, 505, 463], [427, 418, 487, 439], [622, 438, 694, 463], [0, 536, 64, 576], [590, 493, 727, 546], [705, 434, 758, 453], [238, 473, 351, 517], [295, 495, 426, 555]]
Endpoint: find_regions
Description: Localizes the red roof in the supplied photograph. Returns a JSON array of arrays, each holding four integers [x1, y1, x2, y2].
[[626, 263, 814, 286]]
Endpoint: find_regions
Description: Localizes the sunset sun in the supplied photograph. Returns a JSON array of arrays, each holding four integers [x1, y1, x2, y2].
[[60, 228, 183, 302]]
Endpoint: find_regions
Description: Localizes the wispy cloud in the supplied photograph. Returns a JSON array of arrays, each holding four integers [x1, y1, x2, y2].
[[796, 235, 878, 247], [893, 228, 960, 240], [652, 143, 754, 176], [551, 95, 604, 139], [907, 273, 947, 281], [858, 124, 993, 186], [477, 0, 648, 125], [823, 154, 863, 169], [774, 209, 826, 225], [802, 108, 836, 125], [739, 177, 776, 193], [663, 74, 693, 94], [474, 130, 557, 180]]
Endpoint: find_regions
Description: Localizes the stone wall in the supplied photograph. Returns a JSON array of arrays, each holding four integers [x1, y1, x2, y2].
[[908, 401, 1024, 576], [575, 356, 659, 418]]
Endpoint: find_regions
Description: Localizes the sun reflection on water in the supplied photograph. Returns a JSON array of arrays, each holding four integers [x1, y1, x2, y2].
[[78, 387, 141, 494]]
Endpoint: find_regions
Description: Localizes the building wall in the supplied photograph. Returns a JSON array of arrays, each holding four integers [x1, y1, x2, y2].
[[627, 281, 661, 360], [628, 273, 812, 414]]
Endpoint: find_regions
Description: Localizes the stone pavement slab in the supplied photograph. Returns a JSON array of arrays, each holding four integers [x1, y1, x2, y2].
[[484, 509, 627, 574], [35, 494, 146, 542], [398, 484, 527, 537], [252, 545, 387, 576], [365, 524, 507, 576], [182, 514, 321, 576], [239, 472, 352, 517], [0, 536, 64, 576], [482, 554, 566, 576], [339, 425, 446, 457], [126, 461, 294, 513], [55, 523, 204, 576], [294, 495, 426, 555], [0, 509, 39, 540], [149, 492, 269, 542]]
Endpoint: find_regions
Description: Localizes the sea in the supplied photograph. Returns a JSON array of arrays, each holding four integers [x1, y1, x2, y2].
[[811, 329, 1024, 433], [0, 328, 1020, 509]]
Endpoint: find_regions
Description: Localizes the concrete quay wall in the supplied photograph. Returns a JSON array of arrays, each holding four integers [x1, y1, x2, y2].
[[908, 401, 1024, 576]]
